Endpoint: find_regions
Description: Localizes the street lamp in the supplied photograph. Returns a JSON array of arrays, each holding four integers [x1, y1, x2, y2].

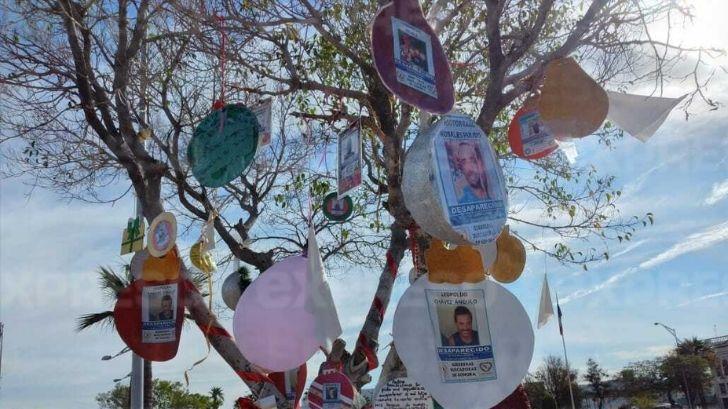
[[101, 346, 130, 361], [654, 322, 693, 409]]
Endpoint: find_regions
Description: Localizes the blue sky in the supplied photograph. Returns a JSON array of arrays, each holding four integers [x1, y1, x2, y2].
[[1, 2, 728, 408]]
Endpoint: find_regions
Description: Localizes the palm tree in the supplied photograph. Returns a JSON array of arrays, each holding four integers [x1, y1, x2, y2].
[[676, 337, 715, 406], [209, 386, 224, 409]]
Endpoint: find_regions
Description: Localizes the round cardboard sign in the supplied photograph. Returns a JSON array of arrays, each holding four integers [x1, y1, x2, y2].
[[222, 271, 244, 311], [370, 0, 454, 114], [113, 279, 186, 362], [508, 105, 558, 160], [187, 103, 259, 187], [488, 226, 526, 284], [392, 276, 534, 409], [307, 370, 355, 409], [374, 377, 433, 409], [403, 113, 508, 245], [233, 256, 327, 371], [148, 212, 177, 257], [142, 246, 181, 281], [323, 192, 353, 222]]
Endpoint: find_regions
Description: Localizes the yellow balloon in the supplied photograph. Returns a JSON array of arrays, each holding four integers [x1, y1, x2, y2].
[[190, 241, 216, 273], [489, 226, 526, 284]]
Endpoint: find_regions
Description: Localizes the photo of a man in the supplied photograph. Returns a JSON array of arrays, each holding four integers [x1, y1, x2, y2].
[[152, 294, 174, 321], [448, 141, 491, 204], [398, 30, 428, 72], [324, 384, 339, 402], [446, 306, 480, 346]]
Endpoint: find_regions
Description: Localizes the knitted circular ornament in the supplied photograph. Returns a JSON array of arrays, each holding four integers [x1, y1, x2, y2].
[[188, 104, 259, 187]]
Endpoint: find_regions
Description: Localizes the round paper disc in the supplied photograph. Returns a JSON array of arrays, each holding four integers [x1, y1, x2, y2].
[[392, 276, 534, 409], [147, 212, 177, 257], [187, 104, 259, 187], [308, 370, 355, 409], [507, 106, 558, 160], [114, 279, 186, 362], [403, 113, 508, 245], [374, 377, 434, 409], [322, 192, 354, 222], [233, 256, 321, 372]]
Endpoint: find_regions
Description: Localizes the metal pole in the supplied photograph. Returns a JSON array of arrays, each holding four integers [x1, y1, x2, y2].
[[131, 353, 144, 409], [561, 331, 577, 409], [654, 322, 693, 409]]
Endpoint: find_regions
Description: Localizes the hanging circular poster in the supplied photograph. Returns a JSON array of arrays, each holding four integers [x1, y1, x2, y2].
[[147, 212, 177, 257], [323, 192, 354, 222], [370, 0, 454, 114], [374, 377, 433, 409], [187, 103, 259, 187], [113, 278, 186, 362], [392, 275, 534, 409], [507, 105, 558, 160], [307, 370, 355, 409], [403, 113, 508, 245], [488, 226, 526, 284]]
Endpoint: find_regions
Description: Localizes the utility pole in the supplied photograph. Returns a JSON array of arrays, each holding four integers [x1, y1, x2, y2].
[[654, 322, 693, 409]]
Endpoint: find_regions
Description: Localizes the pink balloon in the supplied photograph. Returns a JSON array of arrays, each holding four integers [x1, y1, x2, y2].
[[233, 256, 322, 372]]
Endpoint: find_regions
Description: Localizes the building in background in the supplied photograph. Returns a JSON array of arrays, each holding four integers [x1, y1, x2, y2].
[[706, 335, 728, 409]]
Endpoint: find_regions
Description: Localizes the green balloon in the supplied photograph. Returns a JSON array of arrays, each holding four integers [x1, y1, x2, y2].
[[187, 104, 259, 188]]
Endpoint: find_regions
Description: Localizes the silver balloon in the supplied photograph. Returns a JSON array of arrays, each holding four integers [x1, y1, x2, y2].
[[129, 249, 149, 280], [403, 113, 508, 245], [221, 272, 243, 311]]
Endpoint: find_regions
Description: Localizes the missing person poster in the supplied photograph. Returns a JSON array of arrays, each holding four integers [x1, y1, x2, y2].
[[337, 123, 362, 199], [517, 110, 557, 157], [425, 289, 497, 383], [251, 98, 273, 147], [432, 115, 507, 244], [391, 17, 437, 98], [141, 283, 178, 343]]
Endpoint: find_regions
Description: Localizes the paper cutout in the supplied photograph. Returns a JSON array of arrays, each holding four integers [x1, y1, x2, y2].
[[187, 103, 259, 187], [323, 192, 353, 222], [147, 212, 177, 257], [234, 227, 342, 371], [251, 98, 273, 147], [393, 276, 534, 409], [477, 241, 498, 270], [120, 217, 145, 255], [507, 105, 558, 159], [337, 123, 362, 199], [370, 0, 454, 114], [425, 239, 486, 284], [403, 113, 508, 245], [269, 364, 307, 409], [537, 58, 608, 138], [606, 91, 685, 142], [374, 377, 434, 409], [537, 274, 554, 329], [308, 370, 355, 409], [114, 278, 186, 361], [142, 247, 181, 282], [556, 139, 578, 164], [488, 226, 526, 284], [202, 214, 216, 252], [190, 241, 216, 273]]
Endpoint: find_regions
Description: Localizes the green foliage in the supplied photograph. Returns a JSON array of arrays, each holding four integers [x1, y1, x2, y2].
[[96, 380, 221, 409], [630, 393, 657, 409], [534, 355, 582, 409], [584, 358, 609, 409]]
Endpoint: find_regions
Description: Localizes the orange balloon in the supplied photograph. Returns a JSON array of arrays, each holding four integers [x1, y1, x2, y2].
[[489, 227, 526, 284], [142, 247, 181, 282], [425, 239, 486, 284], [537, 58, 608, 138]]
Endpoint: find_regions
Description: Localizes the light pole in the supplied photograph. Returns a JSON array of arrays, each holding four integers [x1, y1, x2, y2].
[[654, 322, 693, 409]]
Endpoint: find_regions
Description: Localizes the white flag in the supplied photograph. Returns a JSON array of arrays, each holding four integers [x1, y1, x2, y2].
[[305, 226, 343, 352], [537, 274, 555, 329], [606, 91, 685, 142]]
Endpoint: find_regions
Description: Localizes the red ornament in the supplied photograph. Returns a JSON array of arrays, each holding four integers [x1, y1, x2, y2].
[[113, 278, 186, 361], [269, 364, 307, 409], [508, 106, 558, 160], [371, 0, 454, 114], [307, 370, 355, 409], [493, 384, 532, 409]]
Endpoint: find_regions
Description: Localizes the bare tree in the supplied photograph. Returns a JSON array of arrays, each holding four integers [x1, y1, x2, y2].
[[1, 0, 721, 406]]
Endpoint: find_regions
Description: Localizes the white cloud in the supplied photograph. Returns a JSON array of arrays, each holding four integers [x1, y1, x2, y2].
[[611, 344, 673, 361], [677, 291, 728, 307], [705, 179, 728, 206], [562, 221, 728, 303]]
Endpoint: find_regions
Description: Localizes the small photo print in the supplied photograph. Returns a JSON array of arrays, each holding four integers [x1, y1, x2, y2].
[[323, 383, 340, 403]]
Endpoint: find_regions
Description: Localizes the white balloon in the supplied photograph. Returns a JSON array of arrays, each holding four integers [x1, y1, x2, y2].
[[221, 272, 243, 311]]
